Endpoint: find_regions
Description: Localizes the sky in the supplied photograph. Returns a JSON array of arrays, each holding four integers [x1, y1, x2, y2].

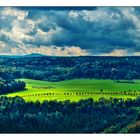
[[1, 7, 140, 56]]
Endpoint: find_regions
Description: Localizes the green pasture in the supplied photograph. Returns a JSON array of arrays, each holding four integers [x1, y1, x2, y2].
[[6, 79, 140, 102]]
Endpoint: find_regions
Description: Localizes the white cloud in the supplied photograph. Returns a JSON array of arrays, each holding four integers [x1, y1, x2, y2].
[[23, 46, 89, 56], [133, 52, 140, 56], [81, 8, 121, 23], [0, 18, 38, 44], [0, 26, 32, 44], [0, 7, 28, 20], [31, 26, 62, 43], [101, 49, 127, 56], [0, 43, 89, 56], [0, 41, 24, 55], [69, 11, 80, 19], [121, 7, 140, 29], [0, 41, 9, 52]]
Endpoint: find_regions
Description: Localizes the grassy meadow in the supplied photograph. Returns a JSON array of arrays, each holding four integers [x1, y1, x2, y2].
[[5, 78, 140, 102]]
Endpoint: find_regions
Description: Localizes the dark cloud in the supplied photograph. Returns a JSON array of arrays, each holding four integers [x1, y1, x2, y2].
[[1, 7, 140, 56]]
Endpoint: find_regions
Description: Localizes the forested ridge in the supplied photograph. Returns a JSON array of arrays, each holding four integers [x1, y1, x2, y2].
[[0, 56, 140, 81], [0, 96, 140, 133]]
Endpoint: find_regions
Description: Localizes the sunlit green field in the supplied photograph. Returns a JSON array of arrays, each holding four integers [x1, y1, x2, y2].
[[6, 79, 140, 102]]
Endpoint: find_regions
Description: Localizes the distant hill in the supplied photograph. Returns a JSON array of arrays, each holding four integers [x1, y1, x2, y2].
[[0, 53, 46, 58], [24, 53, 46, 57], [0, 55, 22, 58]]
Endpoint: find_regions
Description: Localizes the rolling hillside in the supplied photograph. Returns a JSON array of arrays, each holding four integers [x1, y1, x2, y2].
[[6, 78, 140, 102]]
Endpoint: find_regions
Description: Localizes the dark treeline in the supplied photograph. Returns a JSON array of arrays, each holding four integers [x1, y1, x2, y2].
[[0, 56, 140, 81], [0, 80, 26, 94], [0, 96, 140, 133]]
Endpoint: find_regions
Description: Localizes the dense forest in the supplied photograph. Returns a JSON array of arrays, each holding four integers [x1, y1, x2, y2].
[[0, 80, 26, 94], [0, 96, 140, 133], [0, 55, 140, 81], [1, 55, 140, 133]]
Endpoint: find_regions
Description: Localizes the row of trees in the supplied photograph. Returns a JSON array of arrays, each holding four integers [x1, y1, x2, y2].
[[22, 92, 140, 98], [0, 96, 139, 133]]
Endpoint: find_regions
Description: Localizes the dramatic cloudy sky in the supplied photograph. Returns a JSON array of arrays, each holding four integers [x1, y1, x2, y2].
[[1, 7, 140, 56]]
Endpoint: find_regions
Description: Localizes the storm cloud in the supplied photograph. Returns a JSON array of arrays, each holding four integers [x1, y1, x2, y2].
[[0, 7, 140, 56]]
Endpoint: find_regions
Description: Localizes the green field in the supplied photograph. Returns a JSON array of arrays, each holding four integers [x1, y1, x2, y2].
[[5, 78, 140, 102]]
